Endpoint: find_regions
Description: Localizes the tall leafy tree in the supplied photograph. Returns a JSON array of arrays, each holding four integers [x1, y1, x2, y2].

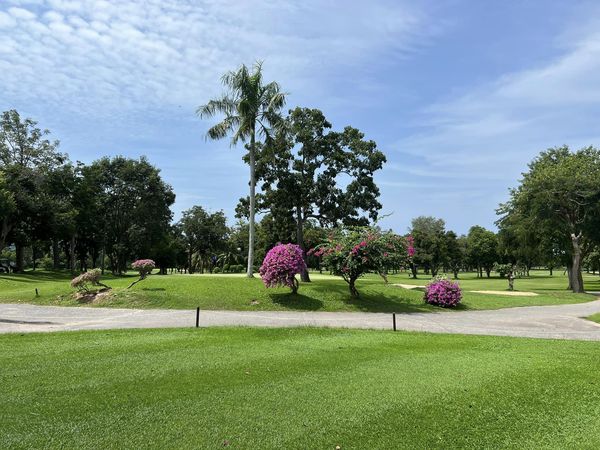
[[409, 216, 447, 277], [178, 206, 228, 273], [444, 230, 465, 279], [0, 110, 66, 270], [198, 62, 286, 277], [499, 146, 600, 292], [256, 107, 386, 281], [81, 156, 175, 275], [466, 226, 498, 278]]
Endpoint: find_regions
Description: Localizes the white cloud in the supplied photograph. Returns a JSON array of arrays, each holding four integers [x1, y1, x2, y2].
[[397, 24, 600, 181], [0, 0, 437, 119]]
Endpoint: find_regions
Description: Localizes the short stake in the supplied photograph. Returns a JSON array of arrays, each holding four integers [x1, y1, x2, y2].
[[35, 288, 39, 297], [195, 307, 200, 328], [392, 312, 396, 331]]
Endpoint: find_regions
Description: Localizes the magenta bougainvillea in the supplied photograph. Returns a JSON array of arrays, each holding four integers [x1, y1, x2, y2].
[[424, 278, 462, 307], [260, 244, 306, 293]]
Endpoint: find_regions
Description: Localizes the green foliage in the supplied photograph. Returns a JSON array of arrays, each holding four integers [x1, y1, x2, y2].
[[313, 227, 409, 297], [466, 225, 498, 277], [409, 216, 447, 277], [499, 146, 600, 292]]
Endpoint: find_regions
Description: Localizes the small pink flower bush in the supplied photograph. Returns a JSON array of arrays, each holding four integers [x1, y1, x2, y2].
[[128, 259, 156, 288], [424, 278, 462, 307], [132, 259, 156, 277], [260, 244, 306, 293]]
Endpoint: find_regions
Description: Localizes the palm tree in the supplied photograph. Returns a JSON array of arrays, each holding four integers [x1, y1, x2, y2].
[[198, 62, 286, 277]]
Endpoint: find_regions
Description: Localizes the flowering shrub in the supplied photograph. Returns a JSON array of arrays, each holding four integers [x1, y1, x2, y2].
[[310, 227, 412, 297], [70, 269, 109, 292], [128, 259, 156, 288], [260, 244, 306, 293], [424, 277, 462, 307]]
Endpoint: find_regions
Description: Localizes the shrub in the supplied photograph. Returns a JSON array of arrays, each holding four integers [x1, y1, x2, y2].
[[310, 227, 411, 297], [259, 243, 306, 293], [128, 259, 156, 288], [213, 267, 222, 273], [70, 269, 109, 292], [424, 277, 462, 307]]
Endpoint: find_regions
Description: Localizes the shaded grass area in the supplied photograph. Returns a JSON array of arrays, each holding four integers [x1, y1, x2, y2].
[[0, 270, 596, 313], [2, 327, 600, 449]]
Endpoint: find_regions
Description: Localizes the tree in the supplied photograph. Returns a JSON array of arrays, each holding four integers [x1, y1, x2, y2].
[[198, 62, 286, 278], [409, 216, 446, 277], [466, 226, 498, 278], [313, 227, 409, 297], [499, 146, 600, 292], [444, 231, 465, 279], [81, 156, 175, 275], [0, 110, 66, 269], [178, 206, 228, 273], [257, 107, 386, 282]]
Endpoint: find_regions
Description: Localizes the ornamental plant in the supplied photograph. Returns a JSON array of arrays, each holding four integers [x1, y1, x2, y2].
[[70, 269, 110, 292], [424, 277, 462, 307], [128, 259, 156, 289], [259, 243, 306, 294], [310, 227, 411, 297]]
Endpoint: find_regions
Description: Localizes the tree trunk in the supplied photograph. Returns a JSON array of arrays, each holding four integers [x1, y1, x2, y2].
[[69, 235, 76, 274], [453, 269, 459, 279], [246, 132, 256, 278], [100, 246, 105, 275], [348, 277, 359, 297], [411, 263, 417, 279], [549, 266, 553, 276], [296, 205, 310, 282], [52, 238, 60, 269], [570, 232, 584, 293], [15, 243, 24, 272]]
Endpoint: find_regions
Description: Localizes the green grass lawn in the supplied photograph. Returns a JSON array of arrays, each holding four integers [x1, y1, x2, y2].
[[0, 269, 597, 312], [2, 327, 600, 449], [586, 313, 600, 324]]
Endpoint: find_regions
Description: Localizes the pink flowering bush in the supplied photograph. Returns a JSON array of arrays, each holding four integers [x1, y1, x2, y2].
[[424, 277, 462, 307], [128, 259, 156, 288], [260, 244, 306, 293], [310, 227, 412, 297]]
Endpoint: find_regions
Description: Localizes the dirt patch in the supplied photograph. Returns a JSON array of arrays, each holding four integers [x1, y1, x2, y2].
[[74, 288, 114, 303], [470, 290, 538, 297]]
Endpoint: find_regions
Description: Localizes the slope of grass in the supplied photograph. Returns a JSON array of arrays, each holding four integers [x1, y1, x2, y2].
[[586, 313, 600, 324], [2, 327, 600, 449], [0, 270, 596, 313]]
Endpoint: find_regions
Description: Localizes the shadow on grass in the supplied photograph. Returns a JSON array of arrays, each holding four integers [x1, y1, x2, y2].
[[269, 292, 324, 311], [141, 288, 166, 292], [306, 281, 437, 313]]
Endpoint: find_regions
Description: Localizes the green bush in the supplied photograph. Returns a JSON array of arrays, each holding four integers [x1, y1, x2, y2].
[[213, 267, 222, 273]]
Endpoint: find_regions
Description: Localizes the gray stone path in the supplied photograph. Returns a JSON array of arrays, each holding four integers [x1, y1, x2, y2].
[[1, 300, 600, 340]]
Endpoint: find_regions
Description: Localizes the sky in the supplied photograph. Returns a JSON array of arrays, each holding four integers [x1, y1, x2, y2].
[[1, 0, 599, 235]]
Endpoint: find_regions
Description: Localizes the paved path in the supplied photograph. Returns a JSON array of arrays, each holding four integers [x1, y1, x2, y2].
[[2, 300, 600, 340]]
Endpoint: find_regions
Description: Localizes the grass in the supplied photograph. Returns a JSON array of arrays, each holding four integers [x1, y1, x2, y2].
[[586, 313, 600, 324], [2, 327, 600, 449], [0, 269, 597, 313]]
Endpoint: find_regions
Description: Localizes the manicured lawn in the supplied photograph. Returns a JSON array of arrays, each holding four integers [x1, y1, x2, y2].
[[0, 270, 597, 312], [586, 313, 600, 324], [2, 327, 600, 449]]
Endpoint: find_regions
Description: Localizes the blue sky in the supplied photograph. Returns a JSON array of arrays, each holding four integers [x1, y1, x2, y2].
[[1, 0, 599, 234]]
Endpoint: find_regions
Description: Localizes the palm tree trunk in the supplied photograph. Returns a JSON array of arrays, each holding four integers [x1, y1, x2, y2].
[[246, 131, 256, 278], [296, 205, 310, 282]]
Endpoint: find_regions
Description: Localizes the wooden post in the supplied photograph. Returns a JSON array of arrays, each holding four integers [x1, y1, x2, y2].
[[195, 307, 200, 328], [393, 312, 396, 331]]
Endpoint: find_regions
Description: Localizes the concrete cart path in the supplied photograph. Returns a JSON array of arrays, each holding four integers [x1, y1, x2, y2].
[[2, 300, 600, 340]]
